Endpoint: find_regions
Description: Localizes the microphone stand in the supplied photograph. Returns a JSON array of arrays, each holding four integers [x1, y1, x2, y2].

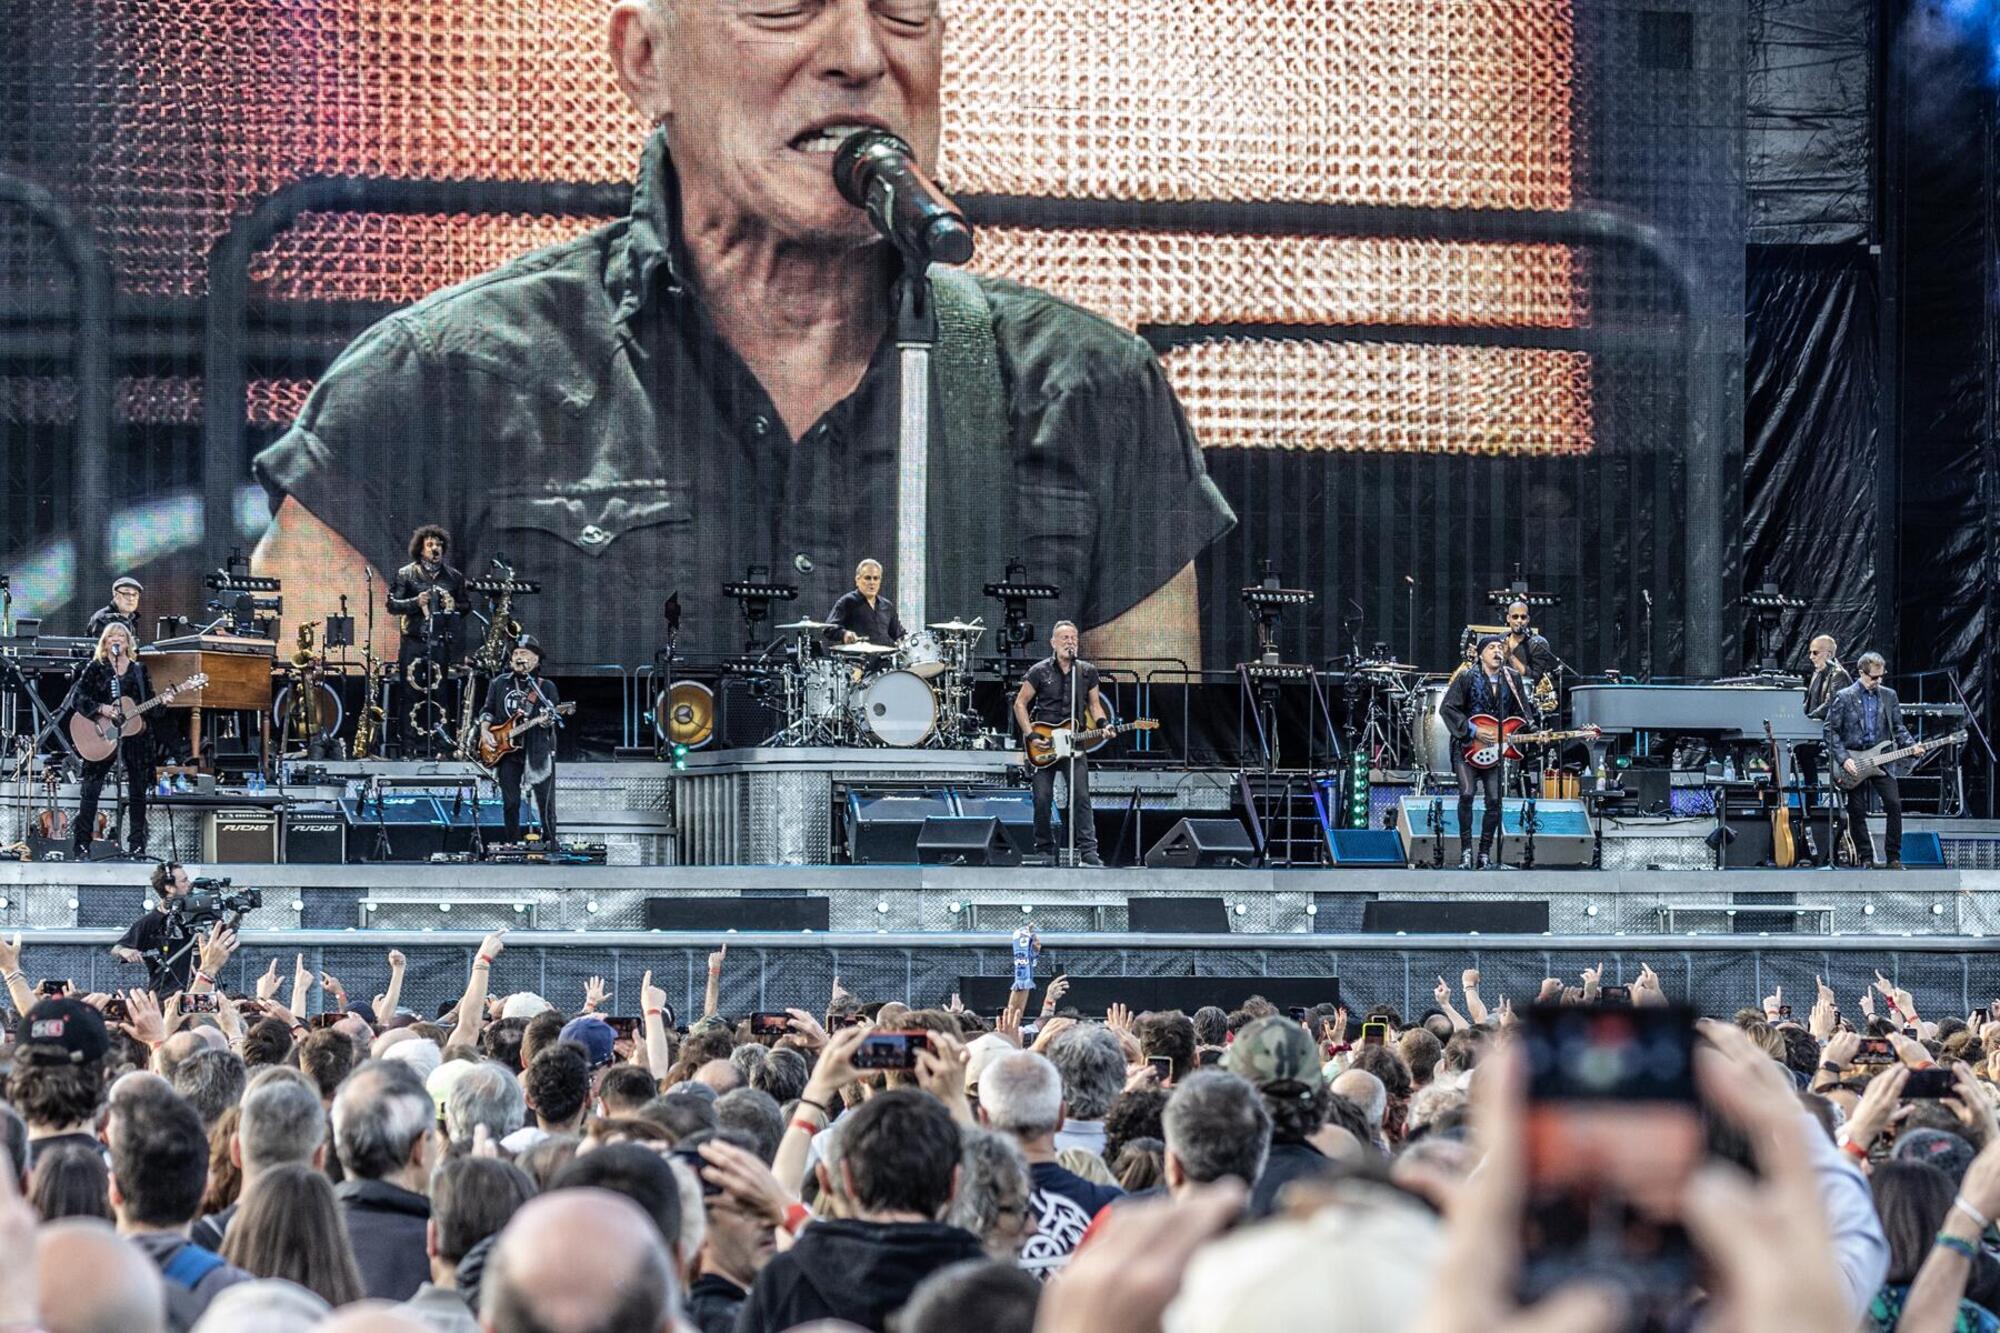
[[1066, 652, 1080, 869], [893, 270, 936, 634]]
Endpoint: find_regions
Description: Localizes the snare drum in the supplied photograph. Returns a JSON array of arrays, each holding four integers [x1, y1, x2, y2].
[[852, 669, 937, 747], [896, 630, 947, 679], [802, 660, 851, 722]]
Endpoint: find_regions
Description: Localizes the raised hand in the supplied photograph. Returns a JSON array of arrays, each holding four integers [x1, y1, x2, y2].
[[1537, 977, 1564, 1002], [119, 988, 165, 1047], [697, 1139, 795, 1228], [1461, 968, 1482, 993], [1032, 1015, 1079, 1053], [708, 944, 728, 974], [0, 930, 20, 976], [478, 929, 508, 962], [320, 972, 347, 1004], [583, 975, 610, 1012], [785, 1008, 828, 1049], [1579, 962, 1603, 1001], [1043, 973, 1072, 1012], [198, 923, 239, 978], [292, 952, 314, 996], [1105, 1001, 1135, 1035], [994, 1005, 1022, 1045], [1762, 986, 1783, 1020], [254, 959, 281, 1002], [914, 1030, 972, 1113], [387, 948, 407, 972]]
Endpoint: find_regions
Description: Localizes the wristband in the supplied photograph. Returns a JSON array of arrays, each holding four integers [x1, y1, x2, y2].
[[782, 1202, 812, 1235], [1841, 1138, 1870, 1163], [194, 971, 214, 987], [2, 969, 23, 984], [1956, 1196, 1992, 1230], [1819, 1061, 1845, 1075], [790, 1117, 822, 1135], [797, 1096, 831, 1116], [1938, 1233, 1981, 1261], [475, 956, 493, 967], [645, 1007, 665, 1018]]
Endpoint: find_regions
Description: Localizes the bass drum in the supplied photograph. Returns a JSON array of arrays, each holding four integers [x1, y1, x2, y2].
[[1409, 680, 1456, 779], [852, 670, 937, 747]]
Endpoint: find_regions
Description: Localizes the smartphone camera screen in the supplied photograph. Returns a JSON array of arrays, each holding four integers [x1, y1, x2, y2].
[[750, 1011, 792, 1037], [1521, 1003, 1701, 1322], [851, 1030, 929, 1070]]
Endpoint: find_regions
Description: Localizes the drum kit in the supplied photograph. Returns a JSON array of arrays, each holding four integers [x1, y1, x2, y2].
[[1340, 658, 1454, 782], [767, 617, 990, 749]]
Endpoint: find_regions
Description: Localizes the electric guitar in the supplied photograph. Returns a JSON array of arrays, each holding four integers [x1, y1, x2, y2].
[[1832, 729, 1967, 791], [1763, 720, 1796, 869], [1026, 718, 1159, 768], [1461, 715, 1601, 770], [477, 701, 576, 767], [67, 674, 208, 763]]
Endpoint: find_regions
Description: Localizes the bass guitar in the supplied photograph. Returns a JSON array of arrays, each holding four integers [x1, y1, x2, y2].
[[1832, 730, 1967, 791], [1026, 718, 1159, 768], [1461, 715, 1602, 770], [1763, 720, 1796, 869], [477, 701, 576, 767], [67, 674, 208, 763]]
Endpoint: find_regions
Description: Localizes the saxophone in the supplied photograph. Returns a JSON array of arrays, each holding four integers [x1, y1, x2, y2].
[[473, 562, 521, 673], [351, 641, 387, 760]]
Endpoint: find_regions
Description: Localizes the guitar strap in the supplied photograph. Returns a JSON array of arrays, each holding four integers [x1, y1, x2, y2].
[[927, 269, 1012, 631]]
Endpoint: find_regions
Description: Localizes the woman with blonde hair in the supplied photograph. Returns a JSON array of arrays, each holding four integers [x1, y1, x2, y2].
[[70, 617, 154, 859]]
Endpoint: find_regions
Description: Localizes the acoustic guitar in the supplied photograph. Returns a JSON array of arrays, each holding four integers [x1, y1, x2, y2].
[[67, 673, 208, 764], [1763, 720, 1796, 869], [1025, 718, 1158, 768], [477, 701, 576, 767]]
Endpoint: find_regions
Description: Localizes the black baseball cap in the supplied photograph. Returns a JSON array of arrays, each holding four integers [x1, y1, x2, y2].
[[18, 997, 110, 1066]]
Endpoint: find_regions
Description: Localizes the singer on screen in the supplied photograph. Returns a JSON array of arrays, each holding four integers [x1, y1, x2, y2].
[[250, 0, 1234, 670]]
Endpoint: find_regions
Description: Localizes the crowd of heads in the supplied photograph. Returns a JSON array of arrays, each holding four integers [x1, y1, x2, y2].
[[7, 938, 2000, 1332]]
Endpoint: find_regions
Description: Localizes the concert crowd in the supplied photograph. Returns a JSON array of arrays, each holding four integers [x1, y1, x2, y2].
[[4, 930, 1999, 1333]]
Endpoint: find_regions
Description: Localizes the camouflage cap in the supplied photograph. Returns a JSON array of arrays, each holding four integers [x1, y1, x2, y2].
[[1220, 1015, 1324, 1094]]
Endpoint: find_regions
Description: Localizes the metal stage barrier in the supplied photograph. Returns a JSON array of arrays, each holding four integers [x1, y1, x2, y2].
[[10, 929, 2000, 1032]]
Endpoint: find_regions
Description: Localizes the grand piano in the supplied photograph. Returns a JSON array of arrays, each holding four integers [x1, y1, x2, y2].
[[1569, 683, 1817, 741]]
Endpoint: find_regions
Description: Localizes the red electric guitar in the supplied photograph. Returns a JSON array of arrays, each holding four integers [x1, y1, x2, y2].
[[1461, 714, 1601, 770]]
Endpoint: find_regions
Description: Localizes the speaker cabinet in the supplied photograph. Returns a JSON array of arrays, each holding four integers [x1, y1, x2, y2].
[[844, 790, 955, 865], [203, 808, 278, 864], [915, 816, 1021, 867], [1126, 895, 1231, 933], [1142, 817, 1258, 869], [1361, 899, 1551, 934], [283, 805, 346, 865], [643, 896, 831, 931]]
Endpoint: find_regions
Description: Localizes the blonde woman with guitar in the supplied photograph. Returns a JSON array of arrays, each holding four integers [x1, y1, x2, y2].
[[68, 621, 154, 860]]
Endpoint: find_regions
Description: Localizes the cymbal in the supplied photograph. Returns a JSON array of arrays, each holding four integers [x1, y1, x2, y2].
[[1359, 660, 1422, 674], [776, 618, 834, 632], [928, 619, 983, 632], [831, 642, 896, 656]]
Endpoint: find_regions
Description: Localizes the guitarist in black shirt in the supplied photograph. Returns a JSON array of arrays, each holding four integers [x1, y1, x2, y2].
[[480, 635, 562, 843], [1437, 635, 1536, 870]]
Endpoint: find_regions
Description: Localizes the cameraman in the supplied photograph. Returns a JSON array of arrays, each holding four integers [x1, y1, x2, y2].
[[110, 862, 194, 994]]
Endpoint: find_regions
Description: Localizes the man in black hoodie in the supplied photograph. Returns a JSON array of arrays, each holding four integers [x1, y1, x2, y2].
[[735, 1090, 983, 1333]]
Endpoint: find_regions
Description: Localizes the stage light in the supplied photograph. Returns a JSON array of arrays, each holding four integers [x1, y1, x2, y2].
[[438, 901, 451, 912], [1585, 904, 1599, 917], [1020, 904, 1034, 914], [1304, 903, 1318, 916], [586, 900, 600, 914], [1863, 903, 1876, 916], [513, 903, 527, 914], [289, 899, 304, 912], [671, 743, 690, 771], [1234, 903, 1249, 917], [876, 901, 890, 915]]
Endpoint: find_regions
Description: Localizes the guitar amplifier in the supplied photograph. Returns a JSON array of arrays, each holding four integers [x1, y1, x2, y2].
[[283, 805, 346, 865], [204, 808, 279, 863]]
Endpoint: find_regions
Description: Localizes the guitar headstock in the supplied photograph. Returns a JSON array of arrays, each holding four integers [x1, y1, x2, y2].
[[167, 673, 209, 696]]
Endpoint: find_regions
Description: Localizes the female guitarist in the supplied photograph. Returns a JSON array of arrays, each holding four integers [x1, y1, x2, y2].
[[70, 621, 154, 860]]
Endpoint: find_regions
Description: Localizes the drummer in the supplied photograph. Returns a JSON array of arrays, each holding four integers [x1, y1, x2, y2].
[[825, 559, 906, 649]]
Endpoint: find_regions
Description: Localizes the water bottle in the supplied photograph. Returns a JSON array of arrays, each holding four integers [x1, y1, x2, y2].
[[1722, 755, 1738, 783], [156, 774, 171, 798], [1011, 927, 1038, 990], [249, 769, 265, 796]]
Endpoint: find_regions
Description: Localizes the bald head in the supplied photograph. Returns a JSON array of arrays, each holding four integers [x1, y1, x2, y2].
[[1330, 1069, 1387, 1133], [316, 1307, 436, 1333], [36, 1218, 165, 1333], [694, 1059, 742, 1094], [483, 1190, 677, 1333]]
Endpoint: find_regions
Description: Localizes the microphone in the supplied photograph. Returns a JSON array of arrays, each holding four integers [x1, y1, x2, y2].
[[832, 130, 974, 267], [664, 591, 682, 633]]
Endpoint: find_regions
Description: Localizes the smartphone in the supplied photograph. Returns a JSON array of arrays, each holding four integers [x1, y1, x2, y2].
[[1361, 1020, 1388, 1047], [1905, 1068, 1956, 1099], [750, 1011, 793, 1037], [1287, 1006, 1309, 1024], [671, 1148, 724, 1197], [1147, 1054, 1173, 1080], [851, 1030, 930, 1071], [605, 1016, 640, 1042], [1599, 986, 1632, 1006], [104, 996, 130, 1022], [310, 1011, 346, 1029], [827, 1011, 863, 1031], [1520, 1003, 1702, 1320], [35, 978, 68, 998], [1777, 1005, 1792, 1018], [1854, 1037, 1896, 1067], [181, 992, 220, 1014]]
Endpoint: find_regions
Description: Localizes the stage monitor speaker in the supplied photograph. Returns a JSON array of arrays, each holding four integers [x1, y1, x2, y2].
[[1361, 899, 1550, 934], [284, 805, 346, 865], [1902, 832, 1946, 868], [204, 808, 278, 864], [1325, 828, 1408, 867], [1394, 798, 1593, 867], [915, 816, 1020, 867], [1142, 817, 1258, 869], [338, 791, 449, 862], [643, 896, 831, 931], [1126, 895, 1230, 933], [953, 789, 1042, 857], [1627, 769, 1673, 816], [845, 789, 955, 865]]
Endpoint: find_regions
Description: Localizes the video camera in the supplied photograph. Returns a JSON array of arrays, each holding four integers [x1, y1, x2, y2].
[[163, 876, 262, 924]]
